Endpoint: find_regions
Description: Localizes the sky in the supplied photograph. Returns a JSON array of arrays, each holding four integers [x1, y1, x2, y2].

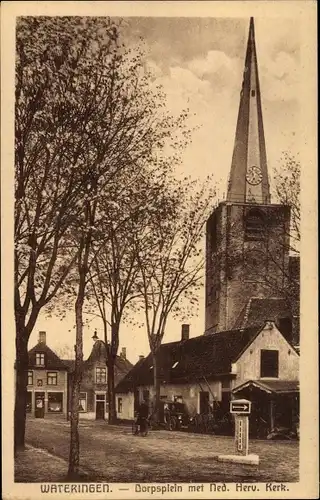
[[28, 16, 301, 364]]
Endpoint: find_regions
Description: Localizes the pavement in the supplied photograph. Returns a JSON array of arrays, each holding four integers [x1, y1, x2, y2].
[[15, 417, 299, 483]]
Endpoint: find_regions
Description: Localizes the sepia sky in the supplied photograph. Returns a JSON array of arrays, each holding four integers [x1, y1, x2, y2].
[[28, 16, 301, 364]]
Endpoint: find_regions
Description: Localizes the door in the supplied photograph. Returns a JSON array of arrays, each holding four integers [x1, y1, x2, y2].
[[95, 394, 106, 420], [199, 391, 209, 414], [35, 392, 45, 418]]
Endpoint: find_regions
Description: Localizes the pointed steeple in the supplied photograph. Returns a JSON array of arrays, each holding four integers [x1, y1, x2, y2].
[[227, 18, 270, 204]]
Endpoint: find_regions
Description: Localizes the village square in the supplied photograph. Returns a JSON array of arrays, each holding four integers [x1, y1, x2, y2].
[[10, 11, 305, 487]]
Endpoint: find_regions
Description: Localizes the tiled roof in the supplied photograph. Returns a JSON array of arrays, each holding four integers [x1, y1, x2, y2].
[[63, 340, 133, 384], [115, 326, 260, 393], [234, 297, 291, 330], [233, 379, 299, 395], [28, 342, 68, 370]]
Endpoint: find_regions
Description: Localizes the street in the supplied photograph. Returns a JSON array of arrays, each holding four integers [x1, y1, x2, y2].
[[15, 417, 299, 483]]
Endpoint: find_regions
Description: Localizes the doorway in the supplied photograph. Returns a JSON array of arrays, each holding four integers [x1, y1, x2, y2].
[[95, 393, 106, 420], [35, 391, 45, 418], [199, 391, 209, 414]]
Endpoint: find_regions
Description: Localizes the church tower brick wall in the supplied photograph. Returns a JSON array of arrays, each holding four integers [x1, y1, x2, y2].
[[204, 18, 295, 339]]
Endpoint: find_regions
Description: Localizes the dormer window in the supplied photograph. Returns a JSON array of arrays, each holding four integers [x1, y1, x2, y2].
[[36, 353, 45, 366]]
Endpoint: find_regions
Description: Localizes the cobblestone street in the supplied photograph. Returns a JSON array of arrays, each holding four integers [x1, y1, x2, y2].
[[15, 417, 299, 483]]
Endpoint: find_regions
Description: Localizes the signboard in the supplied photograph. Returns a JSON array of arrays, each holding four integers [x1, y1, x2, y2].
[[230, 399, 251, 415], [235, 415, 249, 455]]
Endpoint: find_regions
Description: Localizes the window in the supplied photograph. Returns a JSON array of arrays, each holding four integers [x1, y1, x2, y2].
[[28, 371, 33, 385], [160, 395, 168, 400], [36, 353, 45, 366], [47, 372, 58, 385], [117, 397, 123, 414], [96, 367, 106, 383], [260, 350, 279, 378], [245, 208, 265, 241], [48, 392, 63, 412], [78, 392, 87, 412], [251, 89, 256, 97], [26, 392, 32, 412]]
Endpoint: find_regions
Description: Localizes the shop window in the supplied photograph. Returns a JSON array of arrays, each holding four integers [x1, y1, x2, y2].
[[245, 208, 265, 241], [260, 350, 279, 378], [48, 392, 63, 412], [47, 372, 58, 385], [28, 370, 33, 385], [96, 367, 106, 383], [78, 392, 87, 412], [117, 398, 123, 414], [26, 392, 32, 412], [35, 353, 45, 366]]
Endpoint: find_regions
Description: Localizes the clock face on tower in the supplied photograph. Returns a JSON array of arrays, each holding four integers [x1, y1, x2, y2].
[[246, 165, 263, 185]]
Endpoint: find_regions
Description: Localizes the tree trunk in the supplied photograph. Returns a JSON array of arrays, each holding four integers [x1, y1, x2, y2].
[[68, 273, 85, 479], [152, 351, 161, 424], [107, 355, 117, 424], [14, 331, 29, 453]]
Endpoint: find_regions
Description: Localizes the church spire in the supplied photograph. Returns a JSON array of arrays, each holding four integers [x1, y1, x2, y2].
[[227, 17, 270, 204]]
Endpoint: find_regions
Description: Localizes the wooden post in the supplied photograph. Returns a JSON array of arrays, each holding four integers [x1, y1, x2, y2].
[[270, 398, 275, 431]]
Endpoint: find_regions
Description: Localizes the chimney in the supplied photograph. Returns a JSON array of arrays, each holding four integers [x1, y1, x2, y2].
[[181, 324, 190, 341], [120, 347, 127, 360], [38, 331, 46, 344], [139, 355, 145, 362]]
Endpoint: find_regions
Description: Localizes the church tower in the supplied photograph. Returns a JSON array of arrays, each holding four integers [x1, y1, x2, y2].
[[205, 18, 291, 335]]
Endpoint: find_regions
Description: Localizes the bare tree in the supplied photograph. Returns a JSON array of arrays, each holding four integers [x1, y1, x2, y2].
[[86, 165, 184, 423], [16, 17, 192, 476], [54, 343, 75, 360], [14, 16, 115, 451], [274, 152, 300, 251], [134, 178, 216, 420]]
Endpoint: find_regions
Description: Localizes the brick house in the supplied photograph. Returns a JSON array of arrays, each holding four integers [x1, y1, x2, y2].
[[115, 322, 299, 434], [26, 331, 69, 417], [65, 339, 133, 420]]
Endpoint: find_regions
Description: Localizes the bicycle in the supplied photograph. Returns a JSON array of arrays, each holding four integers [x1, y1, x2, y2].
[[132, 416, 149, 437]]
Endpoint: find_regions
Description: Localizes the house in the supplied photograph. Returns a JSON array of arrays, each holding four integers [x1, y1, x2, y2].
[[65, 338, 133, 420], [23, 331, 133, 421], [115, 322, 299, 433], [26, 331, 69, 417]]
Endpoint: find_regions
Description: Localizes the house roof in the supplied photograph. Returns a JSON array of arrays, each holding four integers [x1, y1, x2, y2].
[[233, 379, 299, 395], [115, 326, 260, 393], [63, 340, 133, 384], [28, 342, 68, 370], [234, 297, 292, 330]]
